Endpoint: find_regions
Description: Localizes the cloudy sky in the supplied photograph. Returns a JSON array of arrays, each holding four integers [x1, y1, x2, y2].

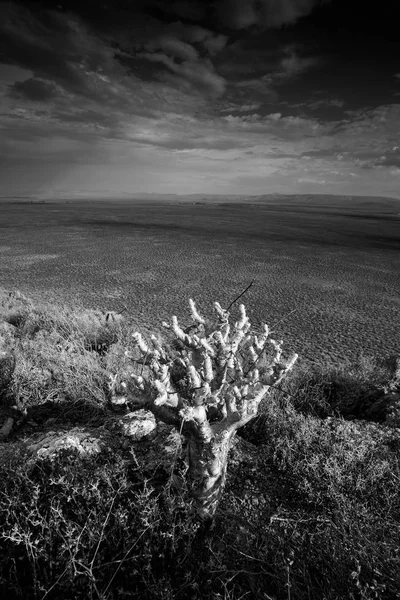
[[1, 0, 399, 198]]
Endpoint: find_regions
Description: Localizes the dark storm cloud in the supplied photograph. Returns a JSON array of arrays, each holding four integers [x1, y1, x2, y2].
[[0, 3, 123, 101], [148, 21, 228, 56], [0, 0, 326, 108], [75, 0, 324, 32], [163, 1, 207, 21], [2, 0, 400, 198], [1, 6, 80, 92], [215, 0, 322, 30], [9, 77, 59, 101]]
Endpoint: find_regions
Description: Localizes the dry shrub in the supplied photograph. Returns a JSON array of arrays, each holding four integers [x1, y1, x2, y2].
[[273, 353, 399, 420], [0, 291, 127, 410]]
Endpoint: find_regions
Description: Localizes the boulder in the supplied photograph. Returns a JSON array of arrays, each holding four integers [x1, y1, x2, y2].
[[119, 409, 157, 442]]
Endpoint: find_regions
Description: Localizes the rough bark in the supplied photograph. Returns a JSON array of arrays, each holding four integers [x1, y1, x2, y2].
[[186, 428, 236, 520]]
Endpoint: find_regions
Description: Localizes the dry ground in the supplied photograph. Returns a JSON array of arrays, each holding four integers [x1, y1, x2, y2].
[[0, 194, 399, 366]]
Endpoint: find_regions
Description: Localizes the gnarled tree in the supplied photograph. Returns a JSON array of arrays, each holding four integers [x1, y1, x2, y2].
[[120, 299, 298, 520]]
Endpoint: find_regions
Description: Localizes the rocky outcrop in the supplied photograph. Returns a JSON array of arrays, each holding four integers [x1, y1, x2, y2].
[[0, 407, 182, 472], [26, 427, 104, 460]]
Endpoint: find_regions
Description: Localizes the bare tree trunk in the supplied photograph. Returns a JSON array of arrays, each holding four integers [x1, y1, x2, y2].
[[186, 428, 237, 520]]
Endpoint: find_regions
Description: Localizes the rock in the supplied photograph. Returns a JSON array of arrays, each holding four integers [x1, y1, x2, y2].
[[110, 395, 129, 414], [26, 428, 104, 460], [110, 395, 128, 407], [119, 409, 157, 442]]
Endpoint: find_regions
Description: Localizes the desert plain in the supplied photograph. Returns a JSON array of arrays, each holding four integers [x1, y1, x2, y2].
[[0, 193, 399, 367]]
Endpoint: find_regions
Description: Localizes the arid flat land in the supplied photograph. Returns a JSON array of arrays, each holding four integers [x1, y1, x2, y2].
[[0, 195, 399, 366]]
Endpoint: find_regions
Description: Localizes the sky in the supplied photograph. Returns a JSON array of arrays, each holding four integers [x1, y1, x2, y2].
[[0, 0, 400, 199]]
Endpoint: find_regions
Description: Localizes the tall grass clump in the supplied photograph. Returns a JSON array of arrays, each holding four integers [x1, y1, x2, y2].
[[0, 290, 128, 423]]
